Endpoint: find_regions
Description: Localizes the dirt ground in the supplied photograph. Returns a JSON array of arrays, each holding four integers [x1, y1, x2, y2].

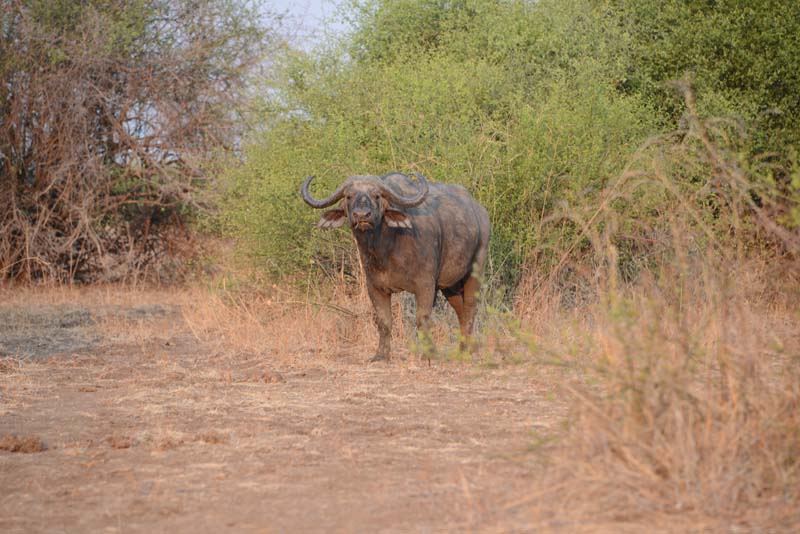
[[0, 288, 567, 532]]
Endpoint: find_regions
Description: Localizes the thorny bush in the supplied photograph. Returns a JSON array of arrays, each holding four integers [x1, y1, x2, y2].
[[0, 0, 273, 282]]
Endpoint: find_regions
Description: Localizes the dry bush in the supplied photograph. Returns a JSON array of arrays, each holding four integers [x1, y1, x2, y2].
[[0, 433, 47, 453], [0, 1, 272, 283], [516, 88, 800, 530], [523, 268, 800, 531], [177, 277, 425, 363]]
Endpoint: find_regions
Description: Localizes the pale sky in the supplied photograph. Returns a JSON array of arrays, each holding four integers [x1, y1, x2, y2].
[[269, 0, 350, 47]]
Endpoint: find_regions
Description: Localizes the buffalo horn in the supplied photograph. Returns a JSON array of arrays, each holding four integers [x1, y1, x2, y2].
[[378, 172, 429, 208], [301, 175, 349, 209]]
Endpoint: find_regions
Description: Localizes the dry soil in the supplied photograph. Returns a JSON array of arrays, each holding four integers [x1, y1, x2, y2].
[[0, 289, 566, 532]]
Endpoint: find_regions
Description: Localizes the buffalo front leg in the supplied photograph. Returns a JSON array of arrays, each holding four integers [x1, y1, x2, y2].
[[367, 285, 392, 362]]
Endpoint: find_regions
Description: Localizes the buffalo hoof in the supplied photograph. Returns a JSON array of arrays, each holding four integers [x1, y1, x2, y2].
[[368, 353, 389, 363]]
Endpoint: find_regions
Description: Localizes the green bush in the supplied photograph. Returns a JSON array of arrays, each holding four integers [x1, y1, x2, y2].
[[607, 0, 800, 152], [221, 0, 799, 289]]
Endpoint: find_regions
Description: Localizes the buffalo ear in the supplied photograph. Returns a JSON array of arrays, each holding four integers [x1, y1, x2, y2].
[[384, 209, 412, 229], [316, 209, 346, 229]]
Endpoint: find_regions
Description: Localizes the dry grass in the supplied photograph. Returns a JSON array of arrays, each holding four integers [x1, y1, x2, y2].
[[503, 87, 800, 531], [0, 434, 47, 453], [1, 261, 796, 531], [87, 264, 795, 531], [173, 263, 799, 531], [511, 264, 800, 531]]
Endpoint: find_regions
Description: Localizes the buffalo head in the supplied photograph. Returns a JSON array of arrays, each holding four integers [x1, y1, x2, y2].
[[301, 173, 429, 232]]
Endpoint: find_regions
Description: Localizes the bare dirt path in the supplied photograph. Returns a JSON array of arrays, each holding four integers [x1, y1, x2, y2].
[[0, 291, 565, 532]]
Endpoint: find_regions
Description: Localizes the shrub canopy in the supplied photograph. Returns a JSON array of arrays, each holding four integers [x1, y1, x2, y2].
[[220, 1, 800, 286]]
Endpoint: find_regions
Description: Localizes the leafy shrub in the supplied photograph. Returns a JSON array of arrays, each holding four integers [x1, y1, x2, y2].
[[223, 0, 656, 286], [607, 0, 800, 152], [223, 0, 799, 295]]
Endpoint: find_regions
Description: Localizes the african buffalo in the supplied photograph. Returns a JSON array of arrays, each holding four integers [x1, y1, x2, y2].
[[301, 171, 490, 362]]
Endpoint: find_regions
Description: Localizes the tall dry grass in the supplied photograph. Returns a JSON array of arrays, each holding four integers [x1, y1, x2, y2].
[[512, 87, 800, 531], [517, 266, 799, 531], [176, 277, 463, 364]]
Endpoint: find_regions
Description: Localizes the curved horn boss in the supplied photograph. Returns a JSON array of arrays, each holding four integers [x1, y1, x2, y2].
[[377, 172, 429, 207]]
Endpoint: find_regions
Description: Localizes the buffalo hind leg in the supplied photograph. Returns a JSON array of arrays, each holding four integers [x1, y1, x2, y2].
[[461, 243, 488, 352], [443, 289, 469, 351], [461, 275, 480, 345], [367, 285, 392, 362], [444, 275, 480, 352], [414, 286, 437, 360]]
